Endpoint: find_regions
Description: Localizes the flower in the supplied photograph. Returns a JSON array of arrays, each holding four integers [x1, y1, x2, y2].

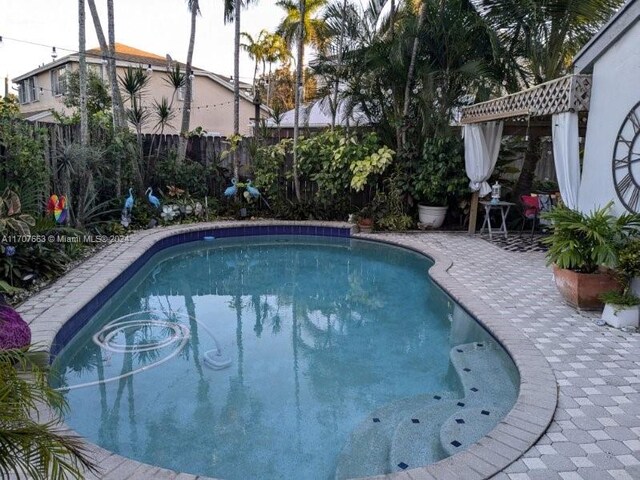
[[5, 246, 16, 257]]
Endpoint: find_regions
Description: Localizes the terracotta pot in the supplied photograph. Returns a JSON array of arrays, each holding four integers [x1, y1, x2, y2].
[[358, 218, 373, 233], [552, 265, 621, 310]]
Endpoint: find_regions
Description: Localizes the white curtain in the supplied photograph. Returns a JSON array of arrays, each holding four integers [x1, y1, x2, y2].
[[464, 121, 504, 196], [552, 112, 580, 210]]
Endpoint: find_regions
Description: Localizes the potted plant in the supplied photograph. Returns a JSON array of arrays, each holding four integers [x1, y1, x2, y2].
[[600, 239, 640, 328], [600, 291, 640, 328], [412, 136, 468, 229], [542, 202, 640, 310], [618, 239, 640, 297], [357, 206, 374, 233]]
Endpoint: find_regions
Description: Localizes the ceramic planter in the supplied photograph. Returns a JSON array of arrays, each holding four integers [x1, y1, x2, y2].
[[418, 205, 448, 229], [602, 304, 640, 329], [552, 265, 621, 310]]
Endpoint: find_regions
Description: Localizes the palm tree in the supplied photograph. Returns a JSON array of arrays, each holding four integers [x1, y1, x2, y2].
[[0, 348, 98, 479], [177, 0, 201, 164], [78, 0, 89, 147], [119, 66, 150, 191], [86, 0, 126, 195], [277, 0, 329, 81], [241, 30, 268, 94], [262, 32, 291, 106], [277, 0, 328, 200], [223, 0, 257, 185]]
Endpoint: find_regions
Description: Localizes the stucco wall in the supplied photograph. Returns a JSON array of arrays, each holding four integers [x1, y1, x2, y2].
[[578, 20, 640, 214], [18, 62, 260, 136]]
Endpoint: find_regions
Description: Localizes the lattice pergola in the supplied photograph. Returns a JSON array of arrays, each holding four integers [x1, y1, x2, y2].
[[460, 74, 592, 124]]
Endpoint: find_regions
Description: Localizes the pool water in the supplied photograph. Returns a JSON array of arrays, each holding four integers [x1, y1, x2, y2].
[[51, 236, 518, 479]]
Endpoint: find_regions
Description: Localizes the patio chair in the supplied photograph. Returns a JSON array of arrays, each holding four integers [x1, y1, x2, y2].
[[519, 195, 541, 238]]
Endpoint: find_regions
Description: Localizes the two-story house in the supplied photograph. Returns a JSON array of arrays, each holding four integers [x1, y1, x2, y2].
[[12, 43, 269, 136]]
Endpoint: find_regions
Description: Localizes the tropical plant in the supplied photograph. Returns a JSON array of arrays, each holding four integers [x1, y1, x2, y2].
[[0, 347, 98, 479], [0, 109, 48, 198], [542, 202, 640, 273], [411, 136, 468, 206], [599, 290, 640, 309], [119, 66, 150, 190], [0, 189, 35, 236], [373, 173, 413, 231]]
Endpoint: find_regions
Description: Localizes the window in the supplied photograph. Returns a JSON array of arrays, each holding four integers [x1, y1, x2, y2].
[[18, 77, 38, 104], [51, 67, 67, 96]]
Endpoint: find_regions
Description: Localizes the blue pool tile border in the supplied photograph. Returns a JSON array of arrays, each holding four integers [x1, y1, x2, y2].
[[50, 224, 352, 357]]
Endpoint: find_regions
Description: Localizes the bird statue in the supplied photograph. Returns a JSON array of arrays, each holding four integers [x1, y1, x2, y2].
[[246, 180, 261, 198], [224, 178, 237, 197], [145, 187, 161, 209], [124, 188, 134, 212], [47, 194, 68, 224], [121, 188, 134, 228]]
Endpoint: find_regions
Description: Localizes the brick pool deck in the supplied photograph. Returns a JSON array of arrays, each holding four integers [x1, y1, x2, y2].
[[16, 223, 640, 480]]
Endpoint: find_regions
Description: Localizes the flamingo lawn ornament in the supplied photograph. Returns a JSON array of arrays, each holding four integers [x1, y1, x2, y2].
[[145, 187, 161, 209], [47, 195, 68, 224], [224, 178, 237, 197], [246, 180, 261, 198]]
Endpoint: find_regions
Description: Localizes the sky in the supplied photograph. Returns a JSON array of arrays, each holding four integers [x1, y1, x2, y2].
[[0, 0, 290, 88]]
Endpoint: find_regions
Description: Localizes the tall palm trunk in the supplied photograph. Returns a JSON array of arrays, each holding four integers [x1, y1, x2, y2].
[[292, 0, 306, 201], [86, 0, 124, 195], [78, 0, 89, 147], [179, 0, 199, 163], [330, 0, 347, 129], [107, 0, 125, 129], [107, 0, 124, 195], [233, 0, 241, 182], [400, 1, 427, 149]]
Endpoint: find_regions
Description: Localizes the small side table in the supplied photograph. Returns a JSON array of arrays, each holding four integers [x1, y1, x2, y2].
[[479, 200, 515, 239]]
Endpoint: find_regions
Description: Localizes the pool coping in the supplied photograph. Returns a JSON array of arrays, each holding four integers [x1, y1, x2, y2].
[[19, 221, 557, 480]]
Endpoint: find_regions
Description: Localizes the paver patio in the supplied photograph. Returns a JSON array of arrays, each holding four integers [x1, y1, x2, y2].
[[16, 226, 640, 479]]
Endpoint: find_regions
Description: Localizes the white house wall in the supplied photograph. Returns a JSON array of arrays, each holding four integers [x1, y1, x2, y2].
[[578, 19, 640, 214]]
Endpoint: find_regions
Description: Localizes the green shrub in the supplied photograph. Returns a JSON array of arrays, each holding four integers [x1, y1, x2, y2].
[[411, 136, 468, 207]]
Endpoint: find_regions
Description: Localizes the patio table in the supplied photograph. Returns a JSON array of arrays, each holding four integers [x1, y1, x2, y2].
[[479, 200, 515, 239]]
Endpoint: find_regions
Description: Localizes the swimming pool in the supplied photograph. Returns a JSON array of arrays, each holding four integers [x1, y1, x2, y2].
[[51, 234, 519, 480]]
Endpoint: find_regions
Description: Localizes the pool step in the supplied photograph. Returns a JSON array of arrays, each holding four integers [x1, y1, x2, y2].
[[449, 342, 519, 401], [333, 393, 456, 480], [439, 407, 503, 458], [388, 343, 518, 473], [388, 399, 461, 472]]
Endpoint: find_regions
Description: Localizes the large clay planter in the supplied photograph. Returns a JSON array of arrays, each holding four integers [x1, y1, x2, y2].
[[552, 265, 621, 310]]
